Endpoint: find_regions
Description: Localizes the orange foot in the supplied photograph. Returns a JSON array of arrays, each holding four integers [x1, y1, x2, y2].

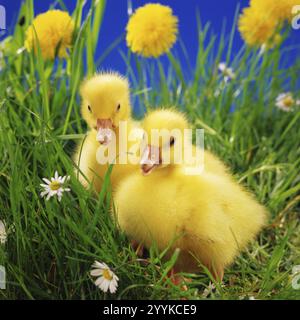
[[167, 268, 190, 291], [130, 240, 144, 257]]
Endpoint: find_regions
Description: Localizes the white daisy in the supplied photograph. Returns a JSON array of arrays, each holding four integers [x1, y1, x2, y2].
[[40, 171, 70, 202], [0, 220, 7, 245], [275, 92, 300, 112], [292, 265, 300, 275], [218, 62, 236, 82], [90, 261, 119, 294]]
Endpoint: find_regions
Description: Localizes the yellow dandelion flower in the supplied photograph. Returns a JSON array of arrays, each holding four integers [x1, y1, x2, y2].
[[251, 0, 296, 21], [25, 10, 74, 60], [238, 7, 278, 46], [126, 3, 178, 58]]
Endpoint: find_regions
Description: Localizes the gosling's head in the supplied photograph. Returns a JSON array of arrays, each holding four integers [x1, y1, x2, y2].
[[140, 109, 189, 175], [80, 72, 131, 144]]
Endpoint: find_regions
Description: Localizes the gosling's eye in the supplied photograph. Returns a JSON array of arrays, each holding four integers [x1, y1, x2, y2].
[[88, 105, 92, 112], [170, 136, 175, 146], [117, 104, 121, 112]]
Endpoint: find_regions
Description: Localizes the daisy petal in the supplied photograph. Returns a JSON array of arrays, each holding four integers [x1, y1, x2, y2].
[[42, 178, 51, 184], [95, 276, 105, 287], [100, 280, 110, 293], [92, 261, 108, 270], [109, 280, 118, 294], [40, 184, 50, 188], [40, 191, 49, 197], [90, 269, 103, 277]]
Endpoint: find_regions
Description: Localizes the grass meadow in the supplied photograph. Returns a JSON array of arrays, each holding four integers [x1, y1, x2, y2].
[[0, 0, 300, 299]]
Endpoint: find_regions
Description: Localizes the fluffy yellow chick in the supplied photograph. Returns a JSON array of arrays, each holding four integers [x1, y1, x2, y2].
[[140, 109, 229, 177], [73, 72, 142, 192], [114, 109, 268, 280]]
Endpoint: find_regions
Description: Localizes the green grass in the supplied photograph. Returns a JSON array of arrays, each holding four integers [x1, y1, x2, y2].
[[0, 0, 300, 300]]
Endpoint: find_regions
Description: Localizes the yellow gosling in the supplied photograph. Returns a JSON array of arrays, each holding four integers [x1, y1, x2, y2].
[[73, 71, 142, 192], [114, 109, 268, 281]]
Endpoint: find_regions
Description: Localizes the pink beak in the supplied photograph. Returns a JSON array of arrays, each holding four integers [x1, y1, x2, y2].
[[140, 145, 161, 175], [96, 119, 113, 145]]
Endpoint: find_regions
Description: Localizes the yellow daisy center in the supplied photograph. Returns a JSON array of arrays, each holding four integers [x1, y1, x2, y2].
[[102, 269, 113, 280], [50, 181, 61, 191], [283, 96, 294, 107]]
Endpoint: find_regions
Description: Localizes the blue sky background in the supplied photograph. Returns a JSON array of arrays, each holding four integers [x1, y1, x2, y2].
[[0, 0, 299, 74]]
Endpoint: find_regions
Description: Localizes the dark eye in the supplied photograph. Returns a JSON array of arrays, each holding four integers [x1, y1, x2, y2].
[[117, 104, 121, 111], [88, 105, 92, 112], [170, 136, 175, 146]]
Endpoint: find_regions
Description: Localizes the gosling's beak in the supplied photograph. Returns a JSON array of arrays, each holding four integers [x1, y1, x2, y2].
[[96, 119, 113, 145], [140, 145, 161, 175]]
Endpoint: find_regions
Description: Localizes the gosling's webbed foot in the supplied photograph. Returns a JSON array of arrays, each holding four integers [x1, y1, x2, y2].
[[167, 268, 190, 291]]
